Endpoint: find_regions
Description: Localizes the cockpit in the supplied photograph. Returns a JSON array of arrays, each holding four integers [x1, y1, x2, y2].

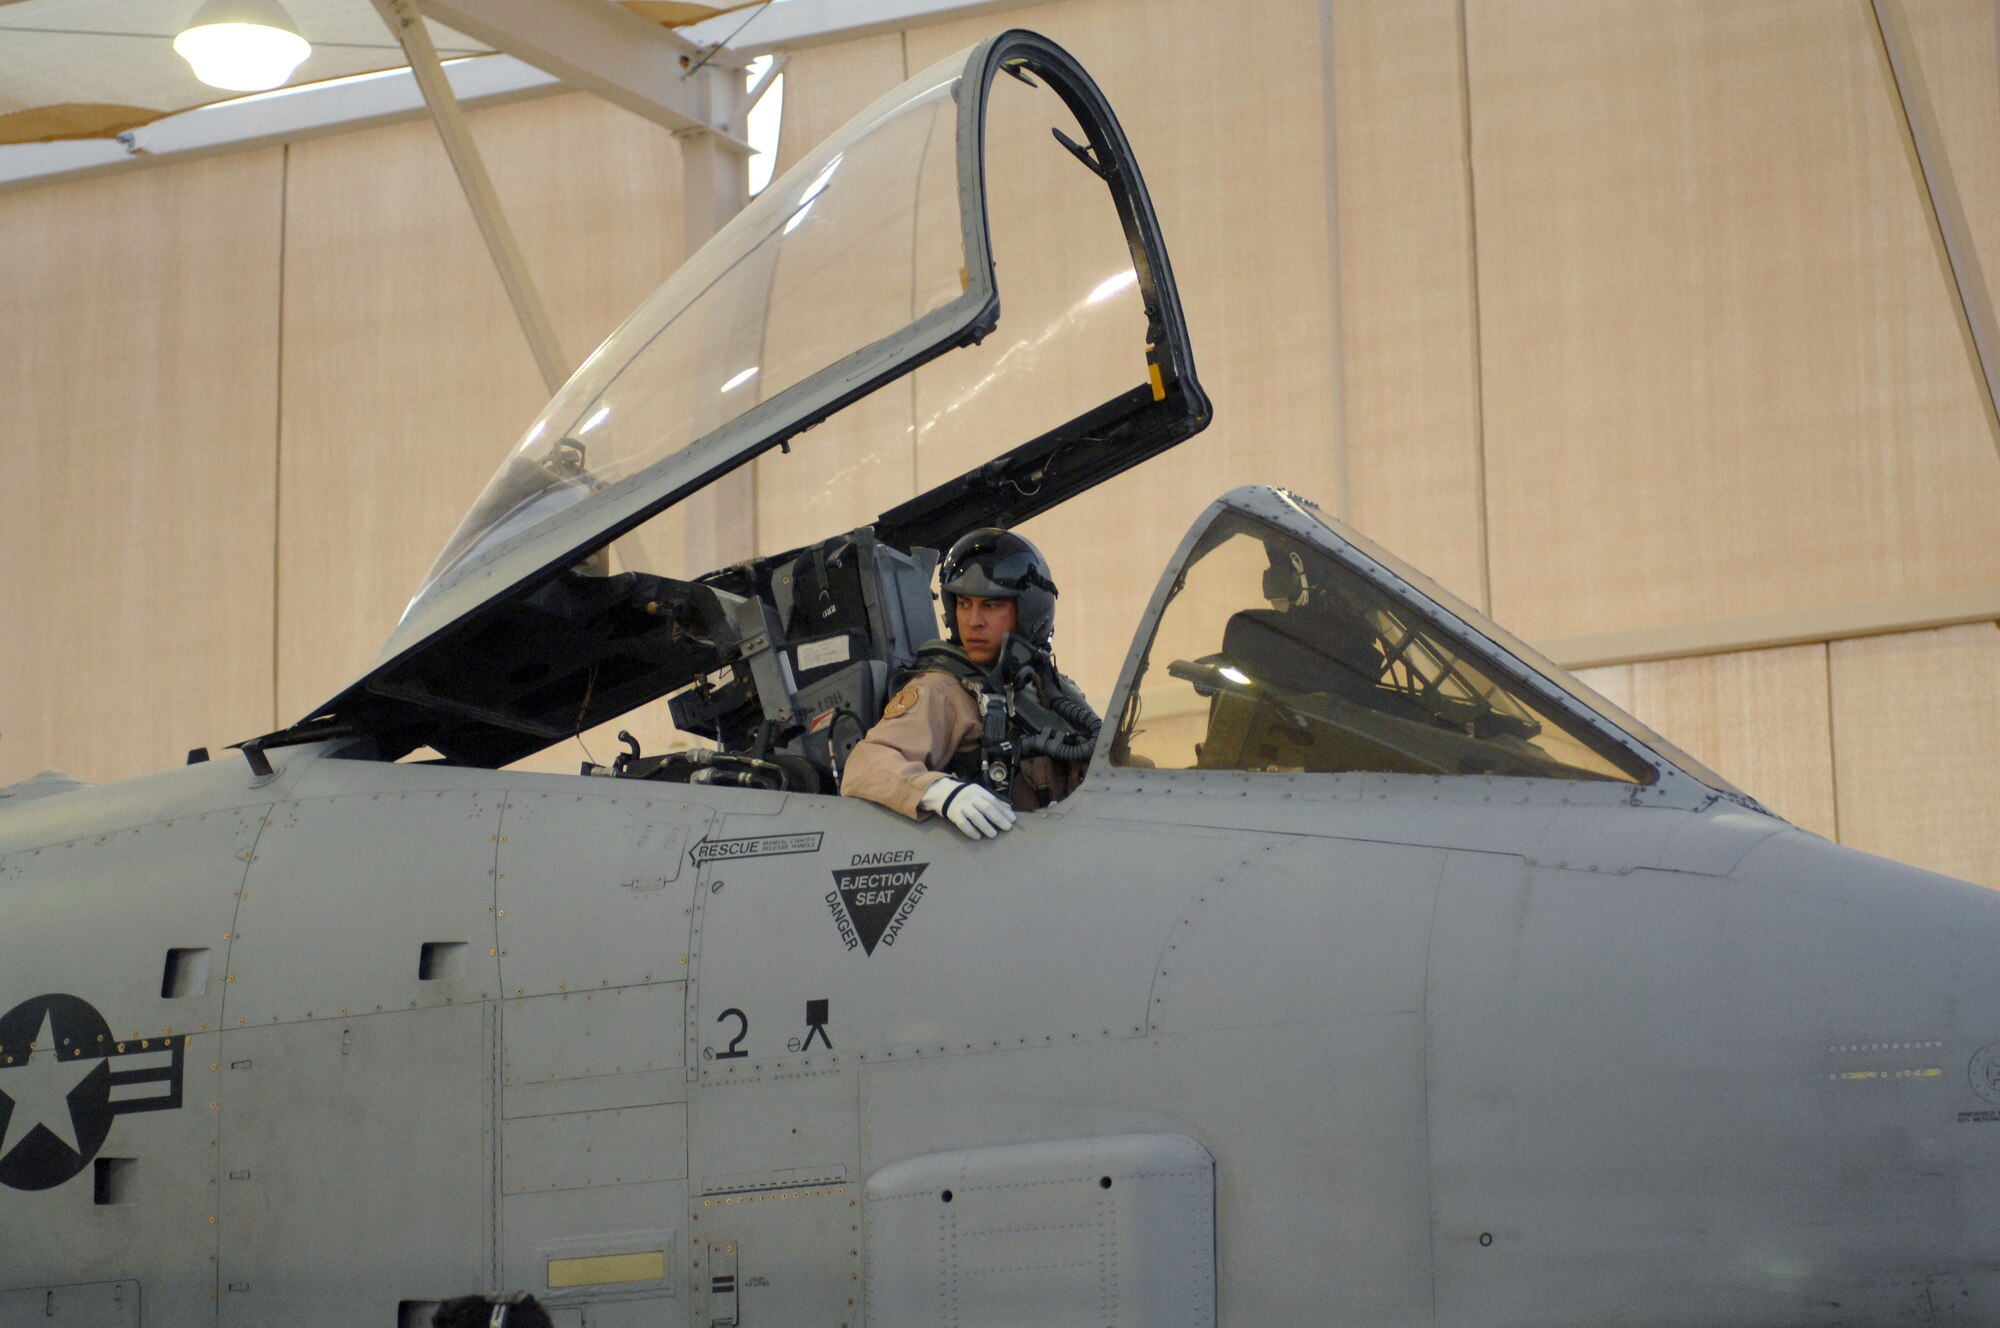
[[251, 31, 1742, 810], [257, 32, 1204, 782], [1112, 490, 1659, 784]]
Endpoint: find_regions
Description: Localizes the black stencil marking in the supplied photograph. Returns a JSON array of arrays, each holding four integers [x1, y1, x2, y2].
[[828, 862, 929, 955], [0, 994, 186, 1192]]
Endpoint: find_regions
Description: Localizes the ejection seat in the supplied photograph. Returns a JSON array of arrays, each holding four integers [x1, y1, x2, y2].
[[650, 528, 941, 793], [1190, 603, 1389, 773], [1219, 607, 1386, 701]]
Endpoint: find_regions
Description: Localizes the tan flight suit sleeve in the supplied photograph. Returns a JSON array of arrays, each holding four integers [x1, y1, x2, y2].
[[839, 672, 981, 820]]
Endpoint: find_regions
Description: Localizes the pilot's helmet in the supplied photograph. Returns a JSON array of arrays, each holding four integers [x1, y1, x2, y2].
[[940, 528, 1058, 650]]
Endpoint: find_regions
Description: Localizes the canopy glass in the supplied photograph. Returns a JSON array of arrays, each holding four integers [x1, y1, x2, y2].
[[274, 31, 1209, 767], [412, 50, 972, 619]]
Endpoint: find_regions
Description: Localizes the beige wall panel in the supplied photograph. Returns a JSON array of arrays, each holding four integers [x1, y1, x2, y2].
[[0, 151, 282, 787], [276, 93, 685, 770], [1829, 622, 2000, 888], [902, 0, 1341, 704], [1334, 0, 1489, 610], [1575, 644, 1836, 837], [756, 381, 921, 561], [1905, 0, 2000, 322], [1469, 0, 2000, 645]]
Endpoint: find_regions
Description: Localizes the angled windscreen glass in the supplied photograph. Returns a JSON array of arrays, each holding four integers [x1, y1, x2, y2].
[[407, 49, 975, 617], [1114, 512, 1655, 783]]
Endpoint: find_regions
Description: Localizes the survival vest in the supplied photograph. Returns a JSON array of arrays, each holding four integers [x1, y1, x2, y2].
[[894, 640, 1100, 797]]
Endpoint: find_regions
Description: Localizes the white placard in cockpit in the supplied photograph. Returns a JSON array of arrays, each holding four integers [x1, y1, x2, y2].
[[796, 636, 852, 672]]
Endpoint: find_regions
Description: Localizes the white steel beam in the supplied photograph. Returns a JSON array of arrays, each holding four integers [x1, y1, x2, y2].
[[372, 0, 569, 395], [0, 0, 1022, 193], [419, 0, 751, 150], [1869, 0, 2000, 464], [0, 56, 559, 194], [676, 0, 1047, 55]]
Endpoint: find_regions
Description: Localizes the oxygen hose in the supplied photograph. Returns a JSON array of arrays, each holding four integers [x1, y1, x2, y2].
[[1021, 692, 1101, 762]]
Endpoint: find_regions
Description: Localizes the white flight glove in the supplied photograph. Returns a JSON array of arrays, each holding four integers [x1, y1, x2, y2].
[[918, 778, 1016, 840]]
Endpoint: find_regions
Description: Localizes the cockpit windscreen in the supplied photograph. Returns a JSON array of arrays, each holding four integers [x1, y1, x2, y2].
[[1114, 514, 1656, 783]]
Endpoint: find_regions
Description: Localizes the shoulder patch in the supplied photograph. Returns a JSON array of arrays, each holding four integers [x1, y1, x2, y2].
[[883, 683, 922, 719]]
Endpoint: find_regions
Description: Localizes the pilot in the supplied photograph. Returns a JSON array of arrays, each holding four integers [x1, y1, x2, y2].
[[840, 528, 1099, 839]]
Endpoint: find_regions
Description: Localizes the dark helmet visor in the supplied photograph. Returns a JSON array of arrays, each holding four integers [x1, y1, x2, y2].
[[976, 550, 1053, 593], [941, 527, 1058, 647]]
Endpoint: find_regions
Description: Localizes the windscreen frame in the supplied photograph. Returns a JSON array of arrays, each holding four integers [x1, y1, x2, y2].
[[872, 32, 1211, 552], [1092, 485, 1749, 812]]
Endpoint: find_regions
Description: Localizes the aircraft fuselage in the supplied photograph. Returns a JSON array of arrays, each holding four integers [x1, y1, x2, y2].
[[4, 744, 1995, 1326]]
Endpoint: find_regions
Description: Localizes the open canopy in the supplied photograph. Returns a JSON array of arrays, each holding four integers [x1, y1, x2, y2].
[[270, 31, 1209, 767]]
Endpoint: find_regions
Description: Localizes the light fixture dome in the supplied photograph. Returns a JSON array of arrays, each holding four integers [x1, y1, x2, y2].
[[174, 0, 311, 93]]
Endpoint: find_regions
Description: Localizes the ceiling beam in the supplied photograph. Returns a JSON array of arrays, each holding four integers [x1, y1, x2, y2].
[[675, 0, 1048, 55], [419, 0, 751, 148], [0, 0, 1026, 192], [374, 0, 569, 395], [0, 55, 559, 194], [1868, 0, 2000, 465]]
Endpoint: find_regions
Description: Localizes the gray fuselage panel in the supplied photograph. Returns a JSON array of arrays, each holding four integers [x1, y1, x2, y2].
[[7, 751, 2000, 1325]]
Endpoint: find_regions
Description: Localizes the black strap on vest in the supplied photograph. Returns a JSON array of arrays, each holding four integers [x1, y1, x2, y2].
[[897, 639, 1097, 799], [894, 640, 986, 689], [896, 640, 1019, 794]]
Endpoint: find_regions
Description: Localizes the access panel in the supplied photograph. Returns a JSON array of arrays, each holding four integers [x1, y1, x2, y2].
[[216, 1005, 489, 1324], [865, 1134, 1215, 1328]]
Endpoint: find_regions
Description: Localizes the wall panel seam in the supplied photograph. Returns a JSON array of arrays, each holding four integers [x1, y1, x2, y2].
[[1539, 587, 2000, 669], [273, 143, 290, 733], [1319, 0, 1351, 521]]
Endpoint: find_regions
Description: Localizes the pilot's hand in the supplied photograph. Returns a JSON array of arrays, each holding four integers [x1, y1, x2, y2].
[[919, 778, 1016, 840]]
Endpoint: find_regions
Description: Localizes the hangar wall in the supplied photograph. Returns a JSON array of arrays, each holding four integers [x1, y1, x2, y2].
[[1, 0, 1994, 888]]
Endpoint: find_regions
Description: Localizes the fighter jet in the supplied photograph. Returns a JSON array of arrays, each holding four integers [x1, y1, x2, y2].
[[4, 29, 1997, 1328]]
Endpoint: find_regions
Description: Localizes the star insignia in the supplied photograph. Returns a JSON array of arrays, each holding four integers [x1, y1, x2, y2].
[[0, 1010, 104, 1160]]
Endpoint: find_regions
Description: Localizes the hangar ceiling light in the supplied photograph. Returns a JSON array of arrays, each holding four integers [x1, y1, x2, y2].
[[173, 0, 311, 91]]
